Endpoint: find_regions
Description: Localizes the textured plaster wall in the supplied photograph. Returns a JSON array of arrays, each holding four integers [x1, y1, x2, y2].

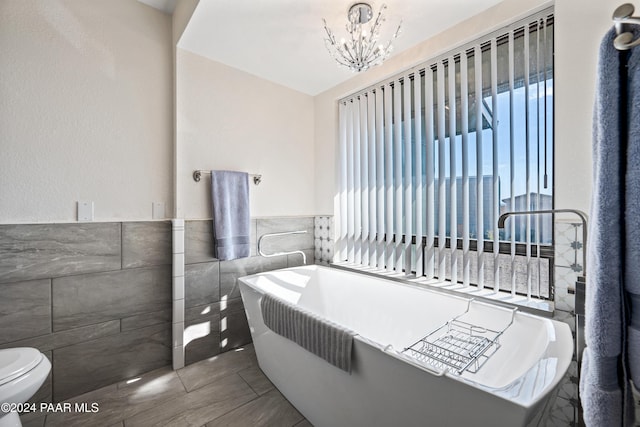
[[0, 0, 173, 223], [1, 0, 620, 223], [553, 0, 621, 213], [176, 48, 315, 219]]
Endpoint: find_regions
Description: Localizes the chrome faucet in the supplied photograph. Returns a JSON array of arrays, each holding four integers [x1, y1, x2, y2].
[[497, 209, 588, 277], [498, 207, 588, 414]]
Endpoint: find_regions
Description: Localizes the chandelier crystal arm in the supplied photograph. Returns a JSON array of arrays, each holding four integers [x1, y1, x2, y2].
[[322, 3, 402, 73], [343, 39, 358, 64], [323, 19, 339, 47], [362, 15, 382, 60], [392, 21, 402, 40]]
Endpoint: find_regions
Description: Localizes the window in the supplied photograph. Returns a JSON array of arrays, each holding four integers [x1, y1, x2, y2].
[[336, 10, 554, 299]]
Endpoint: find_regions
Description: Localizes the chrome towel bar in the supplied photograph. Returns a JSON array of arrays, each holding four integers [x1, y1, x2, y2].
[[193, 170, 262, 185], [613, 3, 640, 50]]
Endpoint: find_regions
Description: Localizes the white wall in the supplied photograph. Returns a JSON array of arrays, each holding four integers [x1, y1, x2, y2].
[[176, 49, 315, 219], [0, 0, 622, 223], [0, 0, 173, 223], [554, 0, 621, 213], [172, 0, 200, 219], [172, 0, 199, 45], [314, 0, 622, 219]]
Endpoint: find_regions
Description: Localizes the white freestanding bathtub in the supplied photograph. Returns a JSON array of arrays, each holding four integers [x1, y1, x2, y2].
[[238, 265, 573, 427]]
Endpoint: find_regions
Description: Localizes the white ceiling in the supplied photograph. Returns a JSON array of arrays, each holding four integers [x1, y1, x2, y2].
[[157, 0, 505, 95]]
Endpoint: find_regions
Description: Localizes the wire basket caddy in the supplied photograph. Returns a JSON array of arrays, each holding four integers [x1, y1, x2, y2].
[[402, 300, 518, 375]]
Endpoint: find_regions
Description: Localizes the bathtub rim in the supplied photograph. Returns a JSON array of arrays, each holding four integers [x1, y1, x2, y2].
[[330, 262, 556, 316], [238, 264, 573, 410]]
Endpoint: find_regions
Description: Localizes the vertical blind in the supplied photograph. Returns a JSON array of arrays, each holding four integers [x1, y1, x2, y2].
[[336, 10, 554, 299]]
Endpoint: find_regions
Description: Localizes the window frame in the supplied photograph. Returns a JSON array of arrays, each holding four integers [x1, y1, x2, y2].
[[336, 8, 555, 301]]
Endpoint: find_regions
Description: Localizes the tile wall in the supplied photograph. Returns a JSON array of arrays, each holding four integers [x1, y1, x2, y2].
[[0, 222, 173, 403], [548, 221, 583, 427], [182, 217, 315, 366], [172, 219, 186, 369], [314, 216, 334, 265], [0, 216, 317, 405]]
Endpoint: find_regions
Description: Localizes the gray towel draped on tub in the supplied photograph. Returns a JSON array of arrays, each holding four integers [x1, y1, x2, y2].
[[211, 170, 250, 261], [260, 293, 355, 373], [579, 27, 638, 426]]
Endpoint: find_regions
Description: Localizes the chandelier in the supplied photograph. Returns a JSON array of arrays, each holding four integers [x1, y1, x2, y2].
[[323, 3, 402, 73]]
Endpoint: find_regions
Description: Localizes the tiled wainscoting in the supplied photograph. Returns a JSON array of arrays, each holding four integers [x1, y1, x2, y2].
[[182, 217, 315, 366], [314, 216, 333, 265], [0, 222, 173, 403], [0, 216, 316, 408]]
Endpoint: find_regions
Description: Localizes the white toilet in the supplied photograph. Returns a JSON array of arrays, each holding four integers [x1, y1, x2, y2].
[[0, 348, 51, 427]]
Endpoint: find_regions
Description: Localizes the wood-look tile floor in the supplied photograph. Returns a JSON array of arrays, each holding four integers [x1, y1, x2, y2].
[[22, 344, 311, 427]]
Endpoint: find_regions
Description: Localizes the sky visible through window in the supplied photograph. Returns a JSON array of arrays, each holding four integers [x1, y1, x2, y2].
[[402, 78, 553, 244], [435, 81, 554, 198]]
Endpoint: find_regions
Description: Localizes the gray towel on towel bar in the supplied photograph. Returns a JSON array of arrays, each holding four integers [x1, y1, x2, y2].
[[210, 170, 250, 261], [260, 293, 354, 373], [623, 28, 640, 397]]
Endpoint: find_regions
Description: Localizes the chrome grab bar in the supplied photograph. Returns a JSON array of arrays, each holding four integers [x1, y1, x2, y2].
[[258, 230, 308, 265]]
